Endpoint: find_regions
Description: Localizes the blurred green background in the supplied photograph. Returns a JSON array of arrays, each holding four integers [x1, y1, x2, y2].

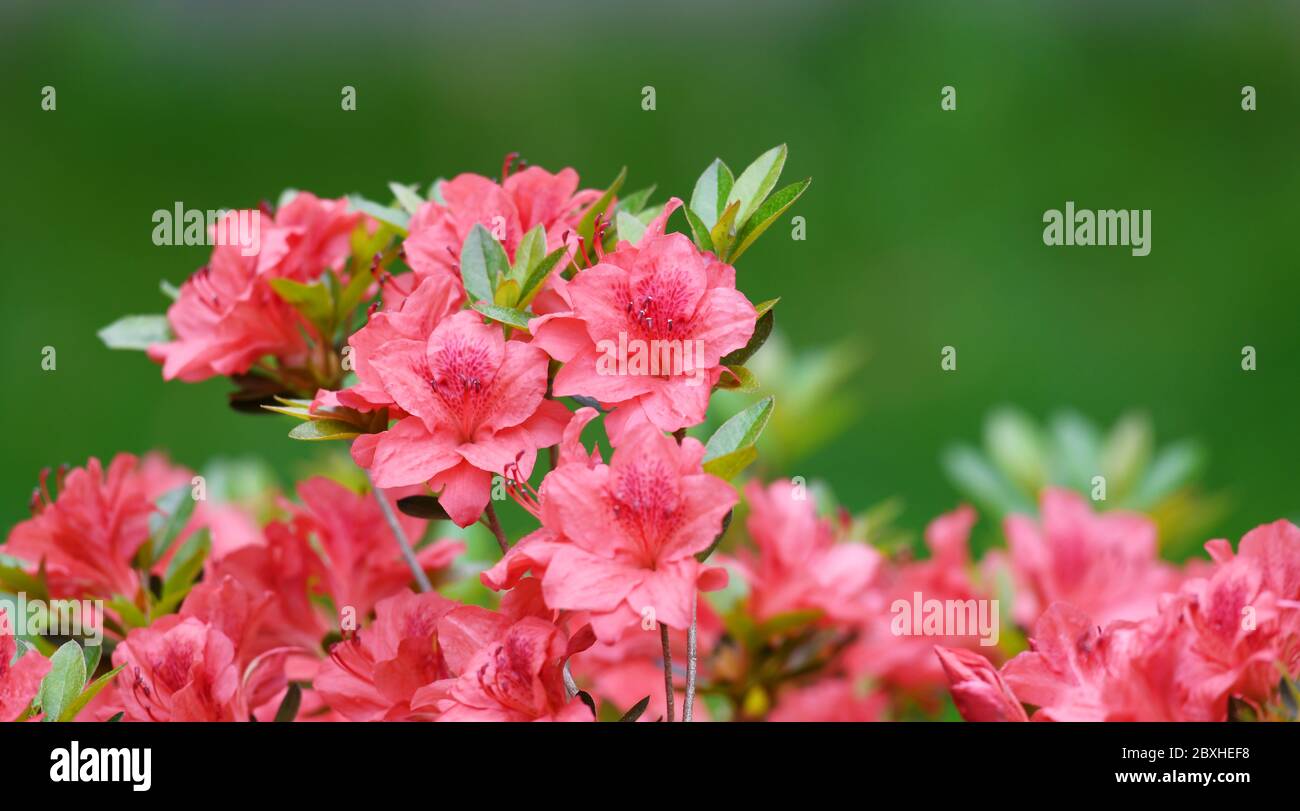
[[3, 0, 1297, 546]]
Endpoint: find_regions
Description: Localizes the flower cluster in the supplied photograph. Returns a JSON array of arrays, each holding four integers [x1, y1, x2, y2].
[[7, 149, 1293, 723]]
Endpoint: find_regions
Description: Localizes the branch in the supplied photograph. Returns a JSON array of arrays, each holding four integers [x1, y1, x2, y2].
[[368, 472, 432, 593], [484, 502, 510, 555], [660, 622, 675, 722]]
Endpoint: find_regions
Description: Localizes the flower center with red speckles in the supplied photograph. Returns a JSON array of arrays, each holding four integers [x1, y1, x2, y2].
[[151, 638, 199, 693], [622, 272, 694, 344], [609, 458, 682, 567], [477, 632, 541, 717], [428, 335, 495, 438]]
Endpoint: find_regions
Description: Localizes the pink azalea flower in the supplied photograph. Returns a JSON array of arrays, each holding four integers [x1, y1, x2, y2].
[[149, 193, 363, 382], [529, 199, 757, 440], [351, 309, 569, 526], [1176, 520, 1300, 714], [404, 165, 598, 285], [485, 418, 733, 641], [3, 453, 191, 601], [737, 479, 881, 624], [113, 616, 258, 722], [0, 610, 50, 722], [1003, 487, 1179, 627], [432, 614, 595, 722], [935, 647, 1027, 722], [314, 590, 458, 721], [325, 272, 463, 413]]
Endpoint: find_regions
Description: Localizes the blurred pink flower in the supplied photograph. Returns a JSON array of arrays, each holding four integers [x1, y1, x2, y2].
[[1003, 488, 1178, 626], [737, 479, 881, 624], [768, 678, 887, 722], [3, 453, 190, 601]]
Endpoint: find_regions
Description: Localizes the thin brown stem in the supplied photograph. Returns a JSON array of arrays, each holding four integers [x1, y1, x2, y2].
[[660, 622, 675, 722], [484, 502, 510, 555]]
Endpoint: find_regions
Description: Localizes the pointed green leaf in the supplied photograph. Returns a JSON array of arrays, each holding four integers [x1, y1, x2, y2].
[[288, 419, 362, 441], [722, 306, 774, 367], [725, 144, 787, 231], [517, 246, 569, 308], [616, 185, 656, 216], [98, 315, 171, 351], [395, 495, 451, 520], [728, 177, 810, 263], [702, 445, 759, 481], [347, 195, 410, 232], [690, 159, 733, 229], [59, 664, 124, 723], [471, 302, 531, 331], [512, 224, 548, 283], [616, 210, 647, 246], [38, 641, 86, 722], [461, 224, 509, 304], [268, 278, 335, 335], [388, 182, 425, 215], [704, 396, 774, 464], [618, 696, 651, 722], [274, 682, 303, 722], [162, 529, 210, 601], [682, 205, 714, 253]]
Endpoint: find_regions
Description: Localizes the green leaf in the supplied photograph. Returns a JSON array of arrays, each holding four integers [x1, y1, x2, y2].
[[461, 224, 510, 304], [728, 177, 810, 263], [616, 185, 656, 216], [97, 315, 171, 351], [618, 696, 651, 722], [107, 596, 148, 630], [494, 279, 521, 308], [1129, 441, 1205, 509], [159, 279, 181, 301], [704, 396, 774, 463], [716, 365, 759, 393], [756, 609, 822, 638], [511, 224, 548, 283], [724, 144, 787, 231], [38, 641, 86, 722], [59, 664, 124, 723], [396, 495, 451, 520], [141, 483, 197, 569], [517, 246, 569, 308], [690, 158, 734, 229], [941, 445, 1034, 516], [616, 210, 647, 246], [722, 306, 774, 367], [984, 407, 1047, 494], [388, 181, 425, 216], [288, 419, 362, 441], [268, 278, 335, 336], [709, 200, 742, 257], [471, 302, 531, 331], [346, 195, 410, 232], [274, 682, 303, 722], [82, 641, 102, 679], [162, 529, 210, 600], [577, 166, 627, 243], [682, 205, 714, 253], [702, 445, 759, 481]]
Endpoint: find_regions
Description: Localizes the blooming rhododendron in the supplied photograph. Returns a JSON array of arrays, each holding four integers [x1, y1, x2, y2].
[[0, 610, 49, 722], [148, 193, 363, 383], [351, 309, 570, 526], [486, 421, 733, 641], [49, 147, 1295, 733], [404, 166, 597, 285], [3, 453, 190, 601], [531, 199, 757, 440]]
